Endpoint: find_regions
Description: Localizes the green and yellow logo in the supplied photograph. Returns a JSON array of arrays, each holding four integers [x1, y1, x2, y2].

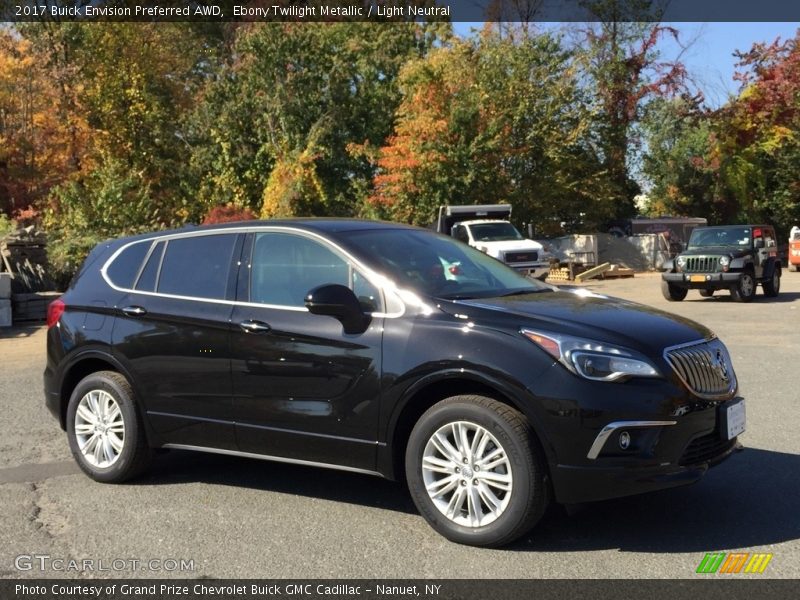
[[696, 552, 773, 574]]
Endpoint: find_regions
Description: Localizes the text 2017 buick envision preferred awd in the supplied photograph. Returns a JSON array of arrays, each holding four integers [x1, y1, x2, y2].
[[44, 220, 744, 547]]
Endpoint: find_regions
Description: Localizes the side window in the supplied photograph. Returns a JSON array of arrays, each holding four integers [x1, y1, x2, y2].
[[250, 232, 381, 311], [158, 234, 238, 300], [106, 241, 151, 289], [453, 225, 469, 244]]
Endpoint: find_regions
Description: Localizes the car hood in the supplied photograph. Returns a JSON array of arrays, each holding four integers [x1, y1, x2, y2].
[[440, 290, 712, 357], [681, 246, 751, 258]]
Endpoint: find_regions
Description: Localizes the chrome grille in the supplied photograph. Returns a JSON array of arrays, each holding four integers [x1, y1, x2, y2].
[[684, 256, 719, 273], [664, 338, 737, 400], [505, 251, 538, 263]]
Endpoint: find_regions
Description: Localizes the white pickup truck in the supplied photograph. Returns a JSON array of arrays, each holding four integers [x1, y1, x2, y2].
[[434, 204, 552, 280]]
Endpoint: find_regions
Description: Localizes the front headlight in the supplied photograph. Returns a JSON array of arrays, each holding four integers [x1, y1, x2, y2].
[[521, 329, 661, 382], [719, 256, 730, 267], [676, 256, 687, 271]]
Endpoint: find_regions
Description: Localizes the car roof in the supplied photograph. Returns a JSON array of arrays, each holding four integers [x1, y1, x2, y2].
[[107, 218, 422, 247]]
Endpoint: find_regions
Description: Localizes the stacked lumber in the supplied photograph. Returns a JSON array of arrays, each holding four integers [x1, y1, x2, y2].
[[11, 291, 61, 322]]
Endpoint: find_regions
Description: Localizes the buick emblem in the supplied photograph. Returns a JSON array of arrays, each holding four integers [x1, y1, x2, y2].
[[711, 349, 730, 382]]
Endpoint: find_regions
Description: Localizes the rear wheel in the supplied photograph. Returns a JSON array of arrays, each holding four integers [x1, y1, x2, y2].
[[730, 271, 756, 303], [66, 371, 152, 483], [661, 280, 688, 301], [763, 267, 781, 297], [405, 395, 549, 547], [699, 289, 714, 298]]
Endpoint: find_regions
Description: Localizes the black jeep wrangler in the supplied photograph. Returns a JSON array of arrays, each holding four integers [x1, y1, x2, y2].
[[661, 225, 781, 302]]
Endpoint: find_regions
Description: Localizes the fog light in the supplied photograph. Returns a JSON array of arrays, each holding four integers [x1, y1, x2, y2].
[[619, 431, 631, 450]]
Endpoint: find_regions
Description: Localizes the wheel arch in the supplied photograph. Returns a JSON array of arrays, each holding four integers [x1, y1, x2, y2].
[[381, 371, 553, 482], [57, 351, 147, 437]]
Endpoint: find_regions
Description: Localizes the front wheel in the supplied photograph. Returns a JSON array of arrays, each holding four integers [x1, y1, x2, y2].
[[405, 396, 549, 547], [763, 268, 781, 297], [66, 371, 152, 483], [730, 271, 756, 302], [661, 280, 688, 301]]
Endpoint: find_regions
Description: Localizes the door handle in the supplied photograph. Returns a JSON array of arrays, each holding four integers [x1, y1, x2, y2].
[[239, 319, 271, 334], [121, 306, 147, 317]]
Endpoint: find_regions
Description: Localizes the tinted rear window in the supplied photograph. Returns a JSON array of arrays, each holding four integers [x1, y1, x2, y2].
[[158, 234, 238, 300], [106, 242, 151, 289]]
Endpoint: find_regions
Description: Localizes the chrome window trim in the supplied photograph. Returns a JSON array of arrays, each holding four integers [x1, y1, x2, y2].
[[587, 420, 677, 460], [100, 225, 406, 318], [161, 443, 383, 477], [131, 240, 158, 291]]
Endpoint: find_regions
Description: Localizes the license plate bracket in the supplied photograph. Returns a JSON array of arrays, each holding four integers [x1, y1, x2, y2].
[[719, 398, 746, 440]]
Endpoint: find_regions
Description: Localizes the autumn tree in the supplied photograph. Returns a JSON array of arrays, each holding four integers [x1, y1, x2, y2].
[[578, 0, 691, 222], [711, 32, 800, 235], [370, 28, 611, 231]]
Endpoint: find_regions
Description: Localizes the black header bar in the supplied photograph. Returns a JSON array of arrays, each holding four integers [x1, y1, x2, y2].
[[2, 0, 800, 23]]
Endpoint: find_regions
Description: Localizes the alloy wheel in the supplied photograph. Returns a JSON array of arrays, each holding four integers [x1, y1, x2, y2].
[[74, 390, 126, 468], [421, 421, 513, 527]]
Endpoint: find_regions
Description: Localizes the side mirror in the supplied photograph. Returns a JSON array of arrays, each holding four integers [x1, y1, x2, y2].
[[755, 238, 765, 249], [305, 284, 370, 335]]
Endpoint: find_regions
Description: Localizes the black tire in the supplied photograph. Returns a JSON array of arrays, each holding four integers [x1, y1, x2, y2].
[[405, 395, 549, 547], [661, 280, 688, 301], [66, 371, 152, 483], [699, 289, 714, 298], [730, 270, 756, 303], [763, 267, 781, 297]]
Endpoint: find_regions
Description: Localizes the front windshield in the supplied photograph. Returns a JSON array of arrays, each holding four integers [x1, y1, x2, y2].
[[467, 222, 524, 242], [688, 227, 752, 248], [340, 228, 550, 300]]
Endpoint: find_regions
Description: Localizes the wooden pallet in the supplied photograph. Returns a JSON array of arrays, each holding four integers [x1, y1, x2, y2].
[[603, 267, 635, 279]]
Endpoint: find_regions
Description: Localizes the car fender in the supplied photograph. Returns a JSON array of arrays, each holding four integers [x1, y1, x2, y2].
[[56, 347, 159, 443], [383, 366, 557, 469]]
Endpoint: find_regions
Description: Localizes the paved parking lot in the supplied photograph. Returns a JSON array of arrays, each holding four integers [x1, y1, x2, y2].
[[1, 272, 799, 579]]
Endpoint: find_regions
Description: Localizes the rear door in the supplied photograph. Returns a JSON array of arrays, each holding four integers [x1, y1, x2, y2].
[[229, 230, 384, 472], [111, 232, 244, 450]]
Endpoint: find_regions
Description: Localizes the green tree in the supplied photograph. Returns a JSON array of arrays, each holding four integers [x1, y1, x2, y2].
[[640, 97, 720, 220], [188, 22, 446, 219]]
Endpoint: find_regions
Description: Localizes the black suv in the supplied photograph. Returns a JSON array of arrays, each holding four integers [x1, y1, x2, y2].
[[662, 225, 782, 302], [45, 220, 744, 547]]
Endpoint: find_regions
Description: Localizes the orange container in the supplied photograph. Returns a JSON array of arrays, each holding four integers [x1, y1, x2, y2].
[[790, 240, 800, 268]]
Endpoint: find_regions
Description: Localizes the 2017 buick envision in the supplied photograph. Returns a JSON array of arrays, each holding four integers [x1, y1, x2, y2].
[[44, 220, 744, 547]]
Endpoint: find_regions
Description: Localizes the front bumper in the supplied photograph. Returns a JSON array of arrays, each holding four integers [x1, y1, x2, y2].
[[510, 262, 550, 279], [662, 271, 741, 289], [549, 396, 743, 504], [552, 440, 740, 504]]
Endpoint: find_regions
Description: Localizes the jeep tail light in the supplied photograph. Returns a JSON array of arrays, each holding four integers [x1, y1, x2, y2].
[[47, 299, 65, 329]]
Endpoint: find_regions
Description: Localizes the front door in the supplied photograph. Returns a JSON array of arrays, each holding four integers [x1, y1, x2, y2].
[[230, 231, 384, 472]]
